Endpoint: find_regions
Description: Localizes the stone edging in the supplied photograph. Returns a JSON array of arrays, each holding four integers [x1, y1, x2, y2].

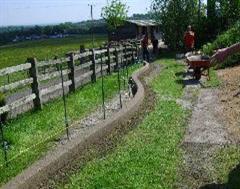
[[2, 62, 150, 189]]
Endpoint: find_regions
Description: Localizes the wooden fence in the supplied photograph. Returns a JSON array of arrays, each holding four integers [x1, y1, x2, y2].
[[0, 40, 140, 118]]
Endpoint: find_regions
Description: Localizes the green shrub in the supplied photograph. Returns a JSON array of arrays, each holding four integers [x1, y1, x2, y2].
[[0, 92, 8, 124], [202, 21, 240, 68]]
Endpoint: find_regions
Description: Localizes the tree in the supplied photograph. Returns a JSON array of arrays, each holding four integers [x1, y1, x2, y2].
[[217, 0, 240, 28], [205, 0, 240, 38], [44, 25, 53, 35], [152, 0, 200, 50], [101, 0, 129, 40], [33, 25, 43, 35]]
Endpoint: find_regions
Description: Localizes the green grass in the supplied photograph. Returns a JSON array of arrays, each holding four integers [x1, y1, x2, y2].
[[202, 68, 221, 88], [59, 57, 188, 188], [0, 35, 106, 69], [0, 63, 141, 186], [213, 146, 240, 189], [202, 21, 240, 69]]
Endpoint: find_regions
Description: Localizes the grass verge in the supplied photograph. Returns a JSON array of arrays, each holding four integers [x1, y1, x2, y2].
[[59, 57, 188, 188], [213, 146, 240, 189], [0, 63, 140, 186], [202, 68, 221, 88]]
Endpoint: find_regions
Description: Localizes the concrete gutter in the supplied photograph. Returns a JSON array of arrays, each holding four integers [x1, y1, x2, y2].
[[2, 62, 149, 189]]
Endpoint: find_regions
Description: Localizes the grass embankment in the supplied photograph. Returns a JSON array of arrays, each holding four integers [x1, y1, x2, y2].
[[203, 68, 220, 88], [213, 147, 240, 188], [0, 35, 106, 69], [59, 57, 188, 188], [202, 21, 240, 68], [0, 63, 140, 186]]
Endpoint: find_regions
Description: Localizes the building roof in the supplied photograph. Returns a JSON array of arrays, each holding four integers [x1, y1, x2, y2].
[[126, 19, 158, 27]]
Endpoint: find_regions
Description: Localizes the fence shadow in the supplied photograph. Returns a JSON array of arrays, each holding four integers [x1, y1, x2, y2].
[[199, 163, 240, 189]]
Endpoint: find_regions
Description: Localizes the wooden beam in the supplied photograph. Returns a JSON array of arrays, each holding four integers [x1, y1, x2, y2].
[[0, 94, 36, 115], [0, 63, 31, 77], [0, 78, 33, 93], [40, 80, 72, 96]]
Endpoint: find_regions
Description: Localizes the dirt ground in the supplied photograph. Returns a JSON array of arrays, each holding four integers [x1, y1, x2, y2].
[[217, 65, 240, 143]]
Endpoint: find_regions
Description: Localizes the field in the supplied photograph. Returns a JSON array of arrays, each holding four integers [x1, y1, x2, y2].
[[0, 35, 107, 69]]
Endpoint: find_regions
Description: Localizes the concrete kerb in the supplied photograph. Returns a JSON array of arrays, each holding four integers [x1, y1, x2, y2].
[[2, 62, 150, 189]]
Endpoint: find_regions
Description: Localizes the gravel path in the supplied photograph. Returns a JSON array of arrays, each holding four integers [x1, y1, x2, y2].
[[184, 88, 232, 145], [176, 61, 235, 189], [179, 88, 232, 188]]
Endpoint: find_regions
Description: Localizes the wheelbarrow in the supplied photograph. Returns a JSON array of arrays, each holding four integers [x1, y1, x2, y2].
[[186, 55, 211, 80]]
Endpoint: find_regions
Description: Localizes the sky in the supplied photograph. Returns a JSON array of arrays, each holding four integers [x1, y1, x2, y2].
[[0, 0, 151, 26]]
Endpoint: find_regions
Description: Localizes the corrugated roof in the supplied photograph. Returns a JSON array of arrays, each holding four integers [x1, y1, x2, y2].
[[126, 20, 158, 27]]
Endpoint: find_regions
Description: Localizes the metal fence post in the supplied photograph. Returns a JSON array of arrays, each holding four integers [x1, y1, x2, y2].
[[115, 48, 122, 109], [28, 57, 42, 110], [90, 49, 96, 83], [123, 45, 127, 89], [67, 53, 76, 93], [0, 117, 8, 166], [80, 45, 85, 65], [100, 49, 106, 119], [126, 46, 129, 80], [7, 74, 10, 84], [107, 46, 111, 74]]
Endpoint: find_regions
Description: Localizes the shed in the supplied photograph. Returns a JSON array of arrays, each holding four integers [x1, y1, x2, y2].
[[110, 19, 160, 41]]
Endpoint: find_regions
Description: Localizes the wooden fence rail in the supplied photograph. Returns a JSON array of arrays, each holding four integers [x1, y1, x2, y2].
[[0, 40, 140, 119], [0, 63, 31, 77]]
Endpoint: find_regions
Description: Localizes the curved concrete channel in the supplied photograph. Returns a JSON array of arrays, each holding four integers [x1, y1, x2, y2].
[[2, 62, 151, 189]]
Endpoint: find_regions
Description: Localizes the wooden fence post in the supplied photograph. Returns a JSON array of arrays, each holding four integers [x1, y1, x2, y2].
[[90, 49, 96, 82], [67, 52, 76, 92], [80, 45, 85, 65], [28, 57, 42, 110], [107, 46, 111, 74]]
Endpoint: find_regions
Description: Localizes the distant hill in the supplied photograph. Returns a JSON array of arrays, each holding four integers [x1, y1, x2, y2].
[[0, 13, 151, 45]]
